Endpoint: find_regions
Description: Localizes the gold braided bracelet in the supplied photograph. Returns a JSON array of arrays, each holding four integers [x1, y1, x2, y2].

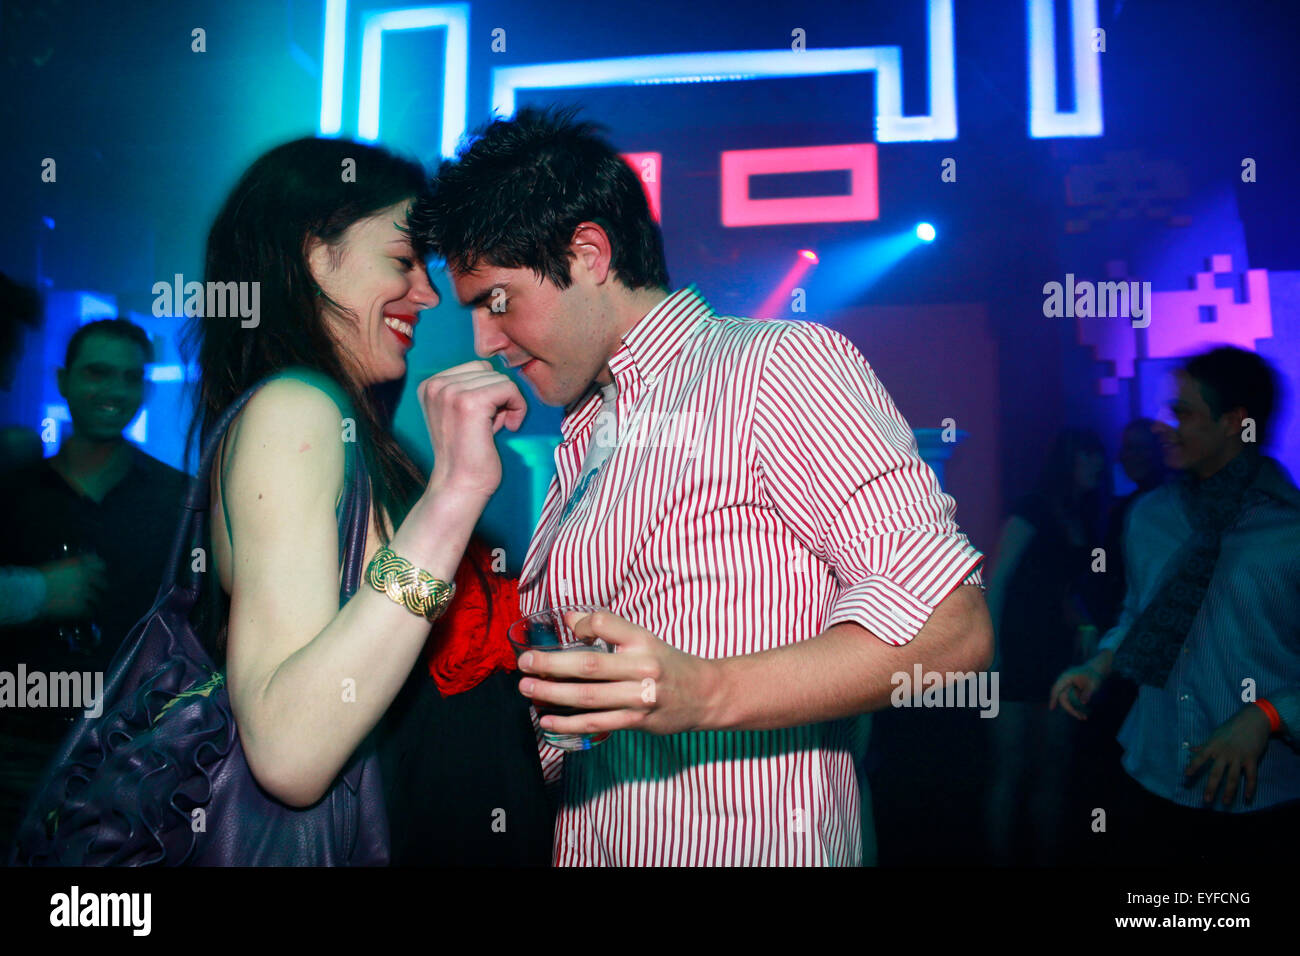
[[364, 546, 456, 622]]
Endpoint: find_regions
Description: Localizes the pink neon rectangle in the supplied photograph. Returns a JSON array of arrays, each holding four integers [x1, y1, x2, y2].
[[621, 152, 662, 223], [720, 144, 878, 227]]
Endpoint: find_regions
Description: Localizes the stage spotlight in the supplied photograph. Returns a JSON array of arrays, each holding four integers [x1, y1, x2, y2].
[[915, 222, 936, 242], [756, 249, 821, 318]]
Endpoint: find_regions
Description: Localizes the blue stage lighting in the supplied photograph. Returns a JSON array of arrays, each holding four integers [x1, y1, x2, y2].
[[916, 222, 936, 242]]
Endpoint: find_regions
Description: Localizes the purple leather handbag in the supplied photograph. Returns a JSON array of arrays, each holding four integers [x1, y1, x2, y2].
[[9, 377, 390, 866]]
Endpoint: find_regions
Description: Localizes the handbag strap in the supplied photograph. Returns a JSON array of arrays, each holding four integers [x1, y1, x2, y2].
[[337, 428, 371, 600], [161, 374, 371, 608]]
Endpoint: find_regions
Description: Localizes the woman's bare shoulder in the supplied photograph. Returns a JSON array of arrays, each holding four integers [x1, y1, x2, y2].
[[240, 368, 355, 422], [221, 370, 352, 500]]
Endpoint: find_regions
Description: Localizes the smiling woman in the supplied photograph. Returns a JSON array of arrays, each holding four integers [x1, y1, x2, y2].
[[157, 136, 548, 864], [305, 198, 432, 385]]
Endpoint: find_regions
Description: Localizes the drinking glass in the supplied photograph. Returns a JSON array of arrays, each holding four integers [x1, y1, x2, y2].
[[507, 605, 614, 752]]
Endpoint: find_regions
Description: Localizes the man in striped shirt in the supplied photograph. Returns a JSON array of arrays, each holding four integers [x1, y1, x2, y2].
[[412, 107, 993, 866]]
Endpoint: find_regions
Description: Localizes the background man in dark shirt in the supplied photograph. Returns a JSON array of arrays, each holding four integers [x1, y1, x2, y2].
[[0, 317, 188, 855]]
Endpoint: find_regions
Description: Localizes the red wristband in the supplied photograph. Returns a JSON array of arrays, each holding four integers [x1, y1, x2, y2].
[[1254, 699, 1282, 734]]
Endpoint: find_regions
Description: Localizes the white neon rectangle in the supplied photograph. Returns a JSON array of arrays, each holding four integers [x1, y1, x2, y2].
[[357, 4, 469, 158], [490, 0, 957, 143], [1028, 0, 1104, 137]]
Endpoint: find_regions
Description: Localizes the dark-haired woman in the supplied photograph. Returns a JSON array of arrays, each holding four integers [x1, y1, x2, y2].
[[982, 428, 1109, 865], [188, 137, 550, 864]]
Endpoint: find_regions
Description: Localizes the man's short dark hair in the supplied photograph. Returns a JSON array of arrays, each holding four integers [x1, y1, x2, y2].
[[410, 105, 670, 292], [64, 317, 154, 368], [1181, 345, 1280, 441]]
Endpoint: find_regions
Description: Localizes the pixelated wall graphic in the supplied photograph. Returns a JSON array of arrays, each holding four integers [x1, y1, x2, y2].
[[1065, 150, 1192, 234], [1076, 254, 1273, 395]]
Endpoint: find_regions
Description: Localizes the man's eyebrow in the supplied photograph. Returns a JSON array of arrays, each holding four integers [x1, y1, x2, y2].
[[460, 281, 509, 308]]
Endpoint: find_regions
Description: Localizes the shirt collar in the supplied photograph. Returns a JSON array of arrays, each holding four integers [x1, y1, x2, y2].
[[560, 284, 715, 439], [42, 442, 147, 499]]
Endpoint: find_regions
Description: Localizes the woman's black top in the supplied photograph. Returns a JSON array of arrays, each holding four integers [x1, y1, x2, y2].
[[376, 664, 555, 865]]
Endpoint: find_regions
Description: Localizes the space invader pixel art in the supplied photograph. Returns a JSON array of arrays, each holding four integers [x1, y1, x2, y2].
[[1064, 150, 1193, 233], [1146, 254, 1273, 360], [1076, 255, 1273, 395]]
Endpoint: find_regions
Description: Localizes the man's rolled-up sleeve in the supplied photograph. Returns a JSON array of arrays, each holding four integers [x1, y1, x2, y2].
[[751, 323, 984, 646]]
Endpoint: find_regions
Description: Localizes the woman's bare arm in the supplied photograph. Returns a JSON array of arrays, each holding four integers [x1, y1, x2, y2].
[[222, 367, 521, 806]]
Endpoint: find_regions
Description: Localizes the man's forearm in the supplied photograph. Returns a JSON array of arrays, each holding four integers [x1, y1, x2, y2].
[[704, 585, 993, 732]]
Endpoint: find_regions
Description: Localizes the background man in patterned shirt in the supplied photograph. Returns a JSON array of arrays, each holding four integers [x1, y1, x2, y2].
[[1052, 348, 1300, 865], [412, 107, 993, 865]]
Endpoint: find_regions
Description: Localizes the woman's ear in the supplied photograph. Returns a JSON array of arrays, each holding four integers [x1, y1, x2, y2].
[[305, 236, 333, 287]]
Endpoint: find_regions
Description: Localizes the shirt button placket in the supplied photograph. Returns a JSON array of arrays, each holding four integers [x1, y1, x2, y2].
[[1178, 683, 1196, 777]]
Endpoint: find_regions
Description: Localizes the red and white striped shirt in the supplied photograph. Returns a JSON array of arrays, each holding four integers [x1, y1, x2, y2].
[[518, 285, 983, 865]]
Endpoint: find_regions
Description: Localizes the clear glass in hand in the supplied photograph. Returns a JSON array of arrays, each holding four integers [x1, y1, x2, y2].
[[54, 542, 102, 655], [508, 605, 614, 752]]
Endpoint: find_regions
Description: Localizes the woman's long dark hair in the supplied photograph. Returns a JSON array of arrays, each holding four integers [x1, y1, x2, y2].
[[182, 136, 431, 651], [1033, 426, 1110, 544]]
